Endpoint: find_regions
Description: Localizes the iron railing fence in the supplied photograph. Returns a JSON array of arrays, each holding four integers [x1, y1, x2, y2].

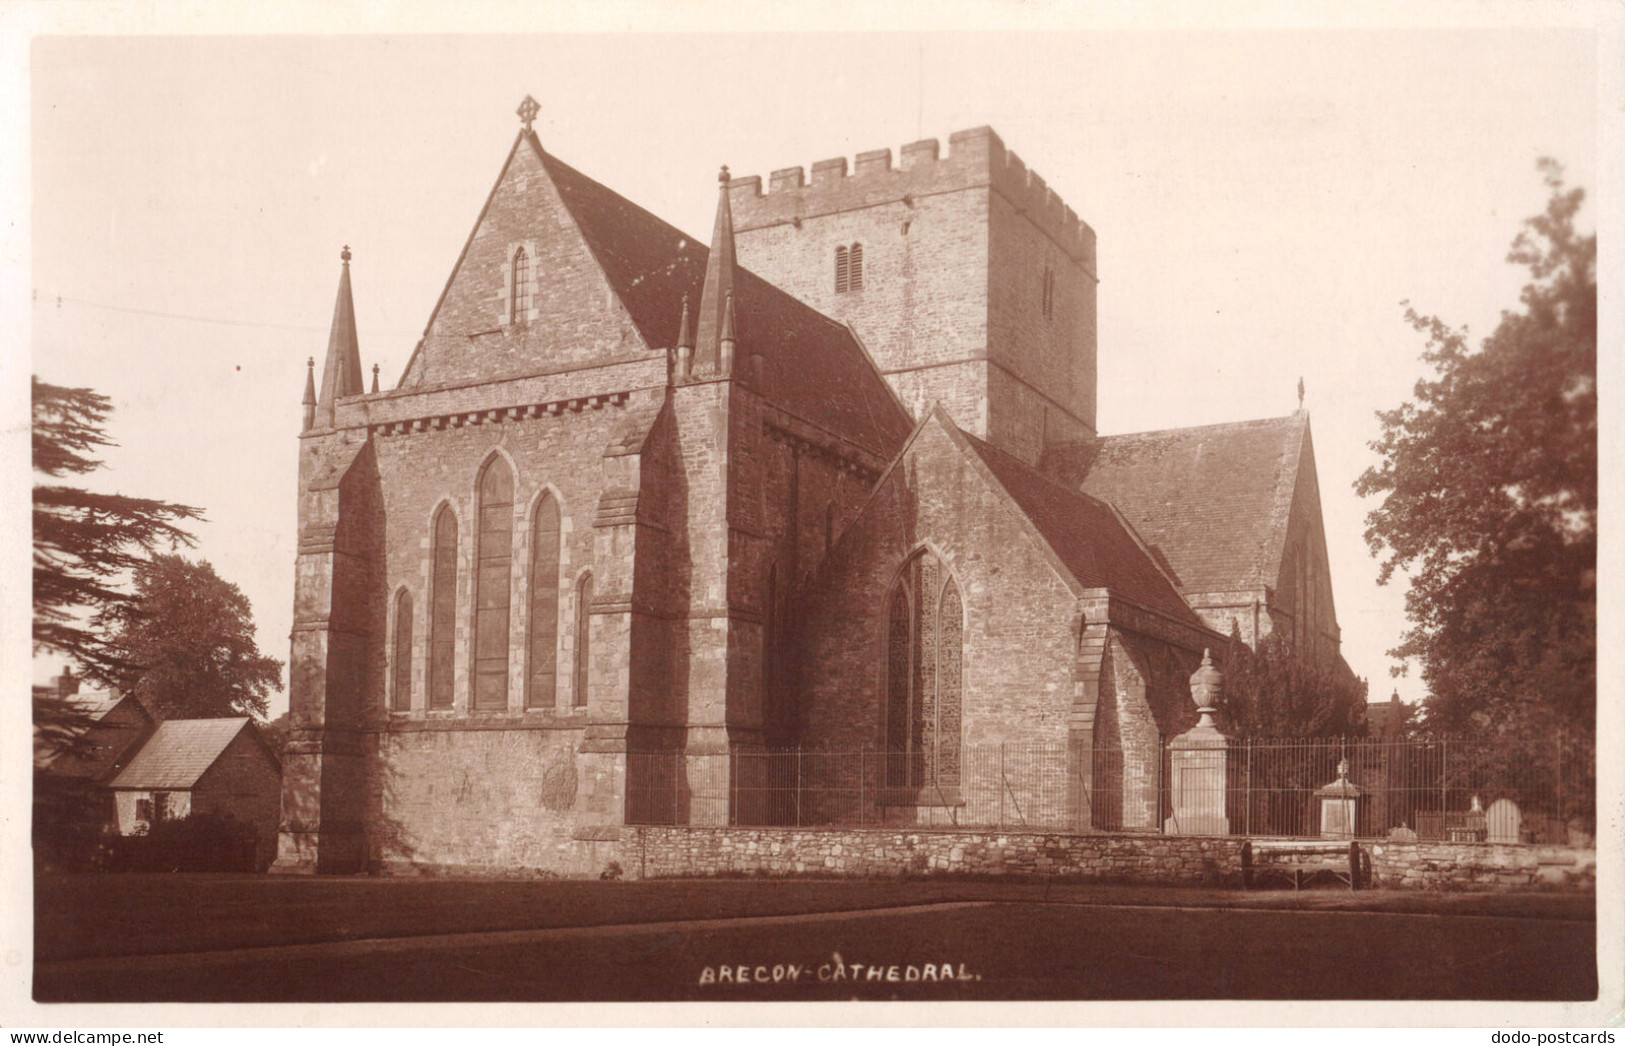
[[626, 735, 1594, 843]]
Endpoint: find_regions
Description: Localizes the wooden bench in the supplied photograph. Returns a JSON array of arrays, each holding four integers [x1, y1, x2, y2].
[[1241, 839, 1364, 891]]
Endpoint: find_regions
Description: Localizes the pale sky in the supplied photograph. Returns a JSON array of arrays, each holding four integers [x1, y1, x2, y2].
[[20, 23, 1601, 719]]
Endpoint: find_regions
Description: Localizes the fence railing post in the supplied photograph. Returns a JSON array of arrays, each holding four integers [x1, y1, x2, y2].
[[999, 743, 1006, 829], [796, 747, 803, 828], [1441, 739, 1449, 835], [1244, 736, 1252, 837]]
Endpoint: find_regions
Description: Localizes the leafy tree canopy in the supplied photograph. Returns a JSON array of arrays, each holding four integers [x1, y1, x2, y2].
[[33, 378, 203, 683], [1355, 160, 1595, 739], [1219, 628, 1369, 738], [98, 554, 283, 720]]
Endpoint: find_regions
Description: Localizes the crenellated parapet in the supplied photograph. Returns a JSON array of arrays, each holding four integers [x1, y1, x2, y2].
[[728, 126, 1096, 271]]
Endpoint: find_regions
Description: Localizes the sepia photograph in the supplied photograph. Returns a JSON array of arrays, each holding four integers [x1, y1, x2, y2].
[[5, 1, 1616, 1030]]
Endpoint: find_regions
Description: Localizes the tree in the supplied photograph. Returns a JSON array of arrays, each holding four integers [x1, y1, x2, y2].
[[98, 554, 283, 720], [1218, 628, 1369, 738], [33, 378, 203, 684], [1355, 160, 1595, 739]]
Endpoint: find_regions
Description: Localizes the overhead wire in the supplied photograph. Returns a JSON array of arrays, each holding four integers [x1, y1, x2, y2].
[[32, 290, 421, 337]]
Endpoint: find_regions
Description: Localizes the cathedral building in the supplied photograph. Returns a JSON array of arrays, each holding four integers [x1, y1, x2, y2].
[[273, 101, 1343, 875]]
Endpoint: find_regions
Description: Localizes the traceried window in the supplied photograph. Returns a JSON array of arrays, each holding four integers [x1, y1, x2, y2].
[[884, 551, 963, 790], [573, 572, 593, 708], [511, 247, 532, 322], [428, 506, 458, 710], [527, 493, 561, 710], [835, 243, 864, 293], [391, 589, 413, 712], [473, 457, 514, 712]]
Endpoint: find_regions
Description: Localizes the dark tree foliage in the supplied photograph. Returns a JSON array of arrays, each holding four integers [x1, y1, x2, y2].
[[1218, 628, 1369, 738], [259, 710, 291, 758], [33, 378, 203, 684], [98, 554, 283, 720], [1355, 161, 1596, 740]]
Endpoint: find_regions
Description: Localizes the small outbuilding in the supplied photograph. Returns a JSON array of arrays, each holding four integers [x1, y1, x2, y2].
[[108, 718, 282, 870]]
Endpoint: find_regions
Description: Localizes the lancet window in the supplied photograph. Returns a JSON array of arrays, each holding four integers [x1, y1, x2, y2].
[[511, 247, 531, 322], [428, 506, 458, 710], [883, 550, 963, 789], [573, 572, 593, 708], [472, 458, 514, 712], [527, 493, 561, 709], [391, 589, 413, 712]]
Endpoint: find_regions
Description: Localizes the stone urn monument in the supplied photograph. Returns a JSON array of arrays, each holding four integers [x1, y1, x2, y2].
[[1164, 649, 1230, 836]]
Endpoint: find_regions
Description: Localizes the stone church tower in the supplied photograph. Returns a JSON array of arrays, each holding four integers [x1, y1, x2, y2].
[[730, 126, 1097, 466], [272, 101, 1344, 875]]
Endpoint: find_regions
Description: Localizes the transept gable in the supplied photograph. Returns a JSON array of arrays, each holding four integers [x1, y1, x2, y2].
[[849, 406, 1198, 626]]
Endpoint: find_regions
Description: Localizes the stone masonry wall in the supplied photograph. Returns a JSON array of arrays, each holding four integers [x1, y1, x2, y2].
[[369, 724, 592, 873], [606, 827, 1596, 892], [1364, 841, 1596, 891], [795, 416, 1081, 758], [626, 826, 1245, 884]]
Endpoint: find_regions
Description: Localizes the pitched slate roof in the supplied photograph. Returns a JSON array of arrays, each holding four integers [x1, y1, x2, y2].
[[1044, 414, 1306, 594], [540, 146, 708, 352], [109, 718, 252, 791], [538, 142, 913, 460], [959, 428, 1201, 625]]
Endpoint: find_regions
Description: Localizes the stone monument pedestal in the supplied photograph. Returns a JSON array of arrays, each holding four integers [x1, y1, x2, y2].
[[1315, 758, 1361, 838], [1164, 649, 1230, 836]]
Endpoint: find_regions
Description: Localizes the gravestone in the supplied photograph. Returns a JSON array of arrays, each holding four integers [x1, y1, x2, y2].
[[1315, 759, 1360, 838], [1486, 798, 1522, 844]]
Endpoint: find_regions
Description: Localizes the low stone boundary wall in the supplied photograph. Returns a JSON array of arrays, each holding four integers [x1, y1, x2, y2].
[[618, 826, 1596, 892], [625, 826, 1244, 885], [1366, 840, 1596, 891]]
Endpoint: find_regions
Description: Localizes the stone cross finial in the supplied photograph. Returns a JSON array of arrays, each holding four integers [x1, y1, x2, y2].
[[1297, 376, 1305, 410], [719, 164, 730, 184], [517, 95, 540, 131]]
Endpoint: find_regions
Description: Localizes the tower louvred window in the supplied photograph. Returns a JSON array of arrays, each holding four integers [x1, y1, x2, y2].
[[835, 243, 864, 293], [512, 248, 531, 321]]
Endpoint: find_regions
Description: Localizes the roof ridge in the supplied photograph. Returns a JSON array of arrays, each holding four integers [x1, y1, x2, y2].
[[1097, 412, 1304, 442], [962, 428, 1121, 508]]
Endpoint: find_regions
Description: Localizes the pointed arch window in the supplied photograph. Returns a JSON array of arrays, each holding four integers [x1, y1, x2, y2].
[[835, 243, 864, 294], [573, 572, 593, 708], [391, 589, 413, 712], [472, 458, 514, 711], [884, 551, 962, 789], [527, 493, 560, 710], [511, 247, 532, 322], [428, 507, 458, 710]]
